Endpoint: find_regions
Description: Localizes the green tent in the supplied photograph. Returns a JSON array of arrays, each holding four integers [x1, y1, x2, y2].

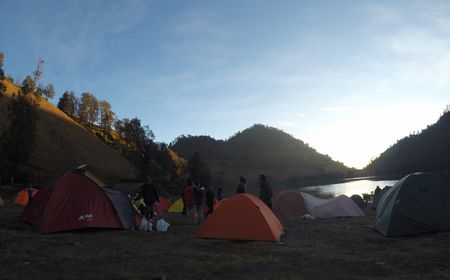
[[375, 172, 450, 236]]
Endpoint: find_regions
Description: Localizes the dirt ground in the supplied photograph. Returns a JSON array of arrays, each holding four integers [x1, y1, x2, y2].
[[1, 193, 450, 280]]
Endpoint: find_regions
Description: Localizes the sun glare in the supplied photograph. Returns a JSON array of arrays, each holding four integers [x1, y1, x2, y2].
[[307, 102, 442, 168]]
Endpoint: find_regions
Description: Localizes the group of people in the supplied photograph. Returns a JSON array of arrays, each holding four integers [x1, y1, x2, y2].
[[135, 173, 274, 226], [235, 174, 273, 208], [182, 179, 216, 225]]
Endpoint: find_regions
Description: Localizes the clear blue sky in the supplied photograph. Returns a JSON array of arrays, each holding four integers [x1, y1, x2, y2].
[[1, 0, 449, 168]]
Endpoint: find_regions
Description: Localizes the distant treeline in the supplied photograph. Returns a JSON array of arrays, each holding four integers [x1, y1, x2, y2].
[[365, 107, 450, 176], [171, 124, 355, 192]]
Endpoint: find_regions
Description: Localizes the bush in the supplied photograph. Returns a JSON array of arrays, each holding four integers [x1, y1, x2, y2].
[[361, 191, 374, 205]]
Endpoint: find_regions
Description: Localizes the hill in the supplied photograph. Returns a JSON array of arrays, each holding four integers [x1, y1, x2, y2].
[[0, 80, 137, 182], [171, 124, 351, 194], [365, 108, 450, 176]]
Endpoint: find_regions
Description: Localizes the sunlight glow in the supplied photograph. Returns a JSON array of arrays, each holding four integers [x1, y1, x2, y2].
[[304, 102, 443, 168]]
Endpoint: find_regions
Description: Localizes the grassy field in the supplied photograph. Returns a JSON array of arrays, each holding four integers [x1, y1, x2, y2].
[[1, 191, 450, 280]]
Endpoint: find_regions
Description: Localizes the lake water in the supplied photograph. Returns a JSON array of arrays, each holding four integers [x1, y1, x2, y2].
[[299, 178, 399, 197]]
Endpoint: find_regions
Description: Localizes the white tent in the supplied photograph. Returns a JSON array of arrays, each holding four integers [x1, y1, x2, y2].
[[300, 192, 364, 218]]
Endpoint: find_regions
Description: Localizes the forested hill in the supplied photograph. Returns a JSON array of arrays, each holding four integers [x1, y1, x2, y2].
[[365, 108, 450, 176], [0, 80, 137, 182], [171, 124, 351, 193]]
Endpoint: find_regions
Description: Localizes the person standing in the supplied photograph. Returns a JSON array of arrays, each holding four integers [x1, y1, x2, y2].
[[27, 185, 34, 205], [374, 186, 381, 196], [194, 182, 205, 224], [236, 177, 247, 194], [205, 187, 215, 218], [259, 174, 273, 208], [183, 179, 196, 224], [139, 176, 160, 220], [216, 187, 224, 201]]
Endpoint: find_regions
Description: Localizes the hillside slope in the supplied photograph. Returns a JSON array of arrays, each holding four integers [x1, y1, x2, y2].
[[365, 109, 450, 176], [171, 124, 351, 193], [0, 81, 137, 182]]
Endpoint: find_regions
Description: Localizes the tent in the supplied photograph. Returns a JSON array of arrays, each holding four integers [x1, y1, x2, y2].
[[351, 194, 366, 208], [154, 196, 172, 213], [196, 194, 284, 241], [74, 163, 109, 187], [272, 191, 307, 221], [14, 187, 39, 206], [371, 186, 392, 210], [300, 192, 365, 218], [374, 172, 450, 237], [21, 169, 136, 233], [168, 198, 183, 213]]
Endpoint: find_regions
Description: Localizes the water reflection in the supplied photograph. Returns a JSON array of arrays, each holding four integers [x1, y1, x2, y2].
[[300, 179, 399, 197]]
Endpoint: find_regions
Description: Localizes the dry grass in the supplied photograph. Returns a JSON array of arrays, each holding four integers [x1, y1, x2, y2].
[[1, 190, 450, 280], [0, 81, 136, 182]]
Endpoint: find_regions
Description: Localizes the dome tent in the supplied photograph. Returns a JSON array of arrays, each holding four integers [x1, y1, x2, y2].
[[22, 167, 136, 233], [272, 191, 308, 221], [300, 192, 365, 218], [14, 187, 39, 206], [154, 196, 172, 212], [375, 172, 450, 237], [168, 198, 183, 213], [196, 194, 284, 242]]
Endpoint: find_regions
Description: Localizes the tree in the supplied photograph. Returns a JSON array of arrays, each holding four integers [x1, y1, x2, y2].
[[43, 84, 55, 99], [28, 58, 55, 99], [21, 76, 35, 95], [0, 52, 4, 80], [0, 85, 39, 178], [78, 92, 99, 123], [33, 58, 44, 83], [98, 100, 115, 131], [115, 117, 154, 151], [57, 91, 78, 117], [0, 52, 5, 97]]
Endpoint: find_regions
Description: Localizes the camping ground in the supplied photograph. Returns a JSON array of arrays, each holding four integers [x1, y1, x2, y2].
[[1, 190, 450, 280]]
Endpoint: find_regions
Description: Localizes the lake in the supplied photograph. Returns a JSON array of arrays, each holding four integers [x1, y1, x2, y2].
[[299, 177, 399, 197]]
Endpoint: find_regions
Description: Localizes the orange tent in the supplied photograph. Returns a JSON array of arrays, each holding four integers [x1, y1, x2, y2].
[[196, 194, 284, 242], [14, 187, 39, 206], [154, 196, 172, 212], [272, 191, 308, 221]]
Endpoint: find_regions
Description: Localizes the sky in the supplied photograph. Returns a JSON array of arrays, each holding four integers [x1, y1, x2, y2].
[[1, 0, 449, 168]]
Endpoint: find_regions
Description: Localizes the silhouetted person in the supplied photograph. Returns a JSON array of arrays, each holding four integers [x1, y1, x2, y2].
[[374, 186, 381, 196], [205, 187, 215, 218], [139, 176, 159, 219], [183, 179, 196, 222], [194, 182, 205, 224], [236, 176, 247, 194], [27, 185, 33, 205], [181, 178, 192, 216], [259, 174, 273, 208], [216, 187, 223, 201]]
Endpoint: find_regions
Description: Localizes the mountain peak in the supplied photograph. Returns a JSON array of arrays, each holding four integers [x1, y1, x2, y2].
[[171, 124, 350, 191]]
